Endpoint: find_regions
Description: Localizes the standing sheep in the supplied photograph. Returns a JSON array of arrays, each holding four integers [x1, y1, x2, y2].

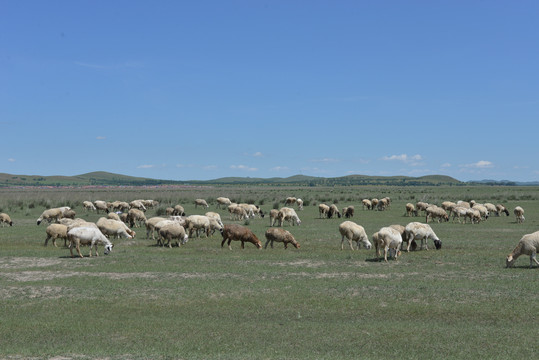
[[159, 223, 189, 248], [67, 227, 114, 258], [296, 198, 304, 211], [83, 201, 97, 212], [342, 206, 354, 219], [0, 213, 13, 227], [374, 226, 403, 262], [93, 200, 109, 213], [269, 209, 280, 227], [194, 199, 209, 209], [37, 208, 65, 225], [264, 228, 300, 249], [496, 204, 510, 216], [183, 215, 211, 238], [514, 206, 525, 224], [362, 199, 372, 210], [127, 209, 147, 228], [96, 217, 134, 239], [221, 224, 262, 250], [328, 204, 341, 219], [506, 231, 539, 268], [405, 203, 417, 217], [216, 197, 232, 209], [338, 221, 372, 251], [44, 224, 68, 247], [278, 207, 301, 226], [319, 204, 330, 218], [404, 222, 442, 251]]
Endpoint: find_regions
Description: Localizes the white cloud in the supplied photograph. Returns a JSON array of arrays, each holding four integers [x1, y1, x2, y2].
[[230, 165, 257, 172], [253, 152, 263, 157], [383, 154, 422, 162], [441, 163, 451, 168], [7, 158, 15, 162], [137, 164, 155, 169], [462, 160, 494, 169], [96, 136, 106, 140], [311, 158, 340, 163], [203, 165, 217, 170], [271, 166, 289, 171]]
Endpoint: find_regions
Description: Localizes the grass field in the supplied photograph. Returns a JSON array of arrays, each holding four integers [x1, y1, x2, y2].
[[0, 185, 537, 359]]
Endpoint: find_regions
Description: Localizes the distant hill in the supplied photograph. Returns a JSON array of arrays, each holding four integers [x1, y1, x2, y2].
[[0, 171, 465, 187]]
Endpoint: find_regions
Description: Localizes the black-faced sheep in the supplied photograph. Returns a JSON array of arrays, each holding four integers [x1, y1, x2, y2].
[[0, 213, 13, 227], [319, 204, 330, 218], [67, 226, 113, 258], [338, 221, 372, 251], [404, 222, 441, 251], [506, 231, 539, 268], [342, 206, 354, 218], [221, 224, 262, 250], [328, 204, 341, 219], [496, 204, 510, 217], [264, 228, 300, 249]]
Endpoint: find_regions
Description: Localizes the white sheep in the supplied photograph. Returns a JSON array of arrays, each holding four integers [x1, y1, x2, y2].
[[96, 217, 134, 239], [127, 208, 147, 228], [269, 209, 280, 227], [374, 226, 403, 262], [264, 228, 300, 249], [159, 223, 189, 248], [93, 200, 109, 213], [342, 206, 354, 219], [83, 201, 97, 212], [472, 204, 489, 221], [44, 223, 68, 247], [278, 207, 301, 226], [376, 198, 389, 211], [145, 216, 167, 240], [338, 221, 372, 251], [153, 219, 181, 246], [67, 226, 113, 258], [194, 199, 209, 209], [465, 208, 482, 224], [319, 204, 330, 218], [514, 206, 525, 224], [183, 215, 211, 238], [216, 197, 232, 209], [496, 204, 510, 216], [404, 222, 442, 251], [173, 205, 185, 216], [506, 231, 539, 268], [0, 212, 13, 227], [362, 199, 372, 210], [371, 198, 379, 210], [110, 201, 130, 212], [405, 203, 417, 217], [425, 205, 449, 223], [205, 212, 224, 227], [415, 201, 429, 214], [229, 204, 248, 221], [296, 198, 304, 211], [451, 206, 469, 223], [328, 204, 341, 218], [484, 203, 498, 216], [107, 212, 121, 221], [37, 208, 65, 225], [129, 200, 147, 212], [285, 197, 297, 206]]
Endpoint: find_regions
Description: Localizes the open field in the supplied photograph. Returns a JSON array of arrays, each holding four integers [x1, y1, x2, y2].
[[0, 185, 537, 359]]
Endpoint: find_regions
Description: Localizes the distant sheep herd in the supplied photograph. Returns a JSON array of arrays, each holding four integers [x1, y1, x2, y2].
[[0, 196, 536, 268]]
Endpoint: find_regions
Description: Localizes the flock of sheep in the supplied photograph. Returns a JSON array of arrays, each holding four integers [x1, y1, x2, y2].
[[0, 194, 537, 267]]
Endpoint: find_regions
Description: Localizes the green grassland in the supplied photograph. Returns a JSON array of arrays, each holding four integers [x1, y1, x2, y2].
[[0, 185, 538, 359]]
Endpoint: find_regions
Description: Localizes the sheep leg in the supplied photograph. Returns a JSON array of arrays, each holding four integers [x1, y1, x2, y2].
[[220, 237, 228, 248], [530, 252, 539, 268], [340, 236, 345, 250], [384, 246, 389, 262]]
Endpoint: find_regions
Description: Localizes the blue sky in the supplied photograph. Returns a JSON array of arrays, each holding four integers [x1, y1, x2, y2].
[[1, 1, 538, 182]]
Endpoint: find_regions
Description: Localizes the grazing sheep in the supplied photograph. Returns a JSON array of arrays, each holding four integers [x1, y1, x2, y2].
[[159, 223, 189, 248], [0, 213, 13, 227], [44, 224, 68, 247], [296, 198, 304, 211], [371, 198, 379, 210], [127, 209, 147, 228], [96, 217, 134, 239], [107, 212, 121, 221], [285, 197, 297, 206], [338, 221, 372, 251], [377, 198, 389, 211], [173, 205, 186, 216], [319, 204, 330, 218], [93, 200, 109, 213], [145, 216, 167, 240], [415, 202, 429, 214], [506, 231, 539, 268], [37, 208, 65, 225], [404, 222, 441, 251], [216, 197, 232, 209], [451, 206, 469, 223], [83, 201, 97, 212], [389, 224, 415, 251], [362, 199, 372, 210], [183, 215, 211, 238], [441, 201, 456, 212], [456, 201, 471, 208], [374, 226, 403, 262], [208, 216, 224, 236], [278, 207, 301, 226], [110, 201, 130, 212], [405, 203, 418, 217], [496, 204, 510, 217], [194, 199, 209, 209], [229, 204, 248, 220], [484, 203, 498, 216], [425, 206, 449, 223], [165, 207, 174, 216], [264, 228, 300, 249], [269, 209, 280, 227], [342, 206, 355, 219], [62, 209, 76, 220], [129, 200, 147, 212], [221, 224, 262, 250], [472, 204, 489, 221], [205, 212, 224, 226], [328, 204, 341, 219], [465, 208, 482, 224], [153, 219, 181, 246], [514, 206, 525, 224], [67, 226, 113, 258], [240, 203, 264, 218]]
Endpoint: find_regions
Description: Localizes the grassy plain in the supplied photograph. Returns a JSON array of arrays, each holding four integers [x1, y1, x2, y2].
[[0, 185, 538, 359]]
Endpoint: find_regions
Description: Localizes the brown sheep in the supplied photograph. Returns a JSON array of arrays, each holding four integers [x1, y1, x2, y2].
[[264, 228, 300, 249], [221, 224, 262, 250]]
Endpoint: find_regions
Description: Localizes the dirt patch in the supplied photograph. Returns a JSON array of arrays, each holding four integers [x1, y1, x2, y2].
[[0, 285, 68, 299], [0, 257, 63, 269]]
